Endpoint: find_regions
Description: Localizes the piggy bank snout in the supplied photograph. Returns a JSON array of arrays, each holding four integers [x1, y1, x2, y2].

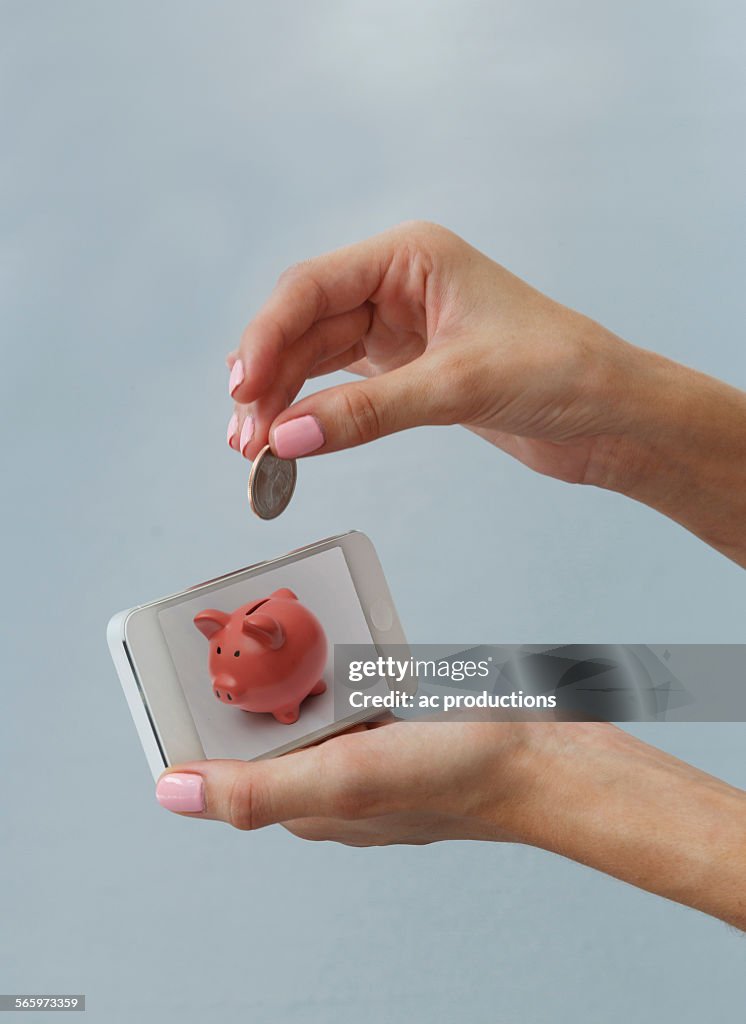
[[213, 673, 242, 703]]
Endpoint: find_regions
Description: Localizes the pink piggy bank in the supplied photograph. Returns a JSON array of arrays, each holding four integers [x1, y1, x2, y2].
[[193, 588, 327, 724]]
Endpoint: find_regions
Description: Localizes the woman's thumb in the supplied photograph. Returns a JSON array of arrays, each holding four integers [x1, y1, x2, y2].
[[269, 362, 447, 458], [155, 748, 332, 829]]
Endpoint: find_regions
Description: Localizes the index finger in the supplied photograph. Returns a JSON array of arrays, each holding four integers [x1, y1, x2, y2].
[[229, 230, 395, 404]]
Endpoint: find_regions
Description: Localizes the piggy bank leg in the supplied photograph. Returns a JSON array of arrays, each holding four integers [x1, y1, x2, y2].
[[272, 682, 327, 724], [272, 705, 301, 725]]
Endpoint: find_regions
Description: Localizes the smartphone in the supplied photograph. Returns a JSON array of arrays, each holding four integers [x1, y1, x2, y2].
[[107, 531, 407, 779]]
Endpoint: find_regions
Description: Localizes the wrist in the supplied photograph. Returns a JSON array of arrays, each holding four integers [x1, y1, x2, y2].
[[585, 342, 746, 564], [498, 722, 746, 929]]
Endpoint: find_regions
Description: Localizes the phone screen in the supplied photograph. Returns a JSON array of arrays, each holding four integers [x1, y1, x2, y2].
[[154, 545, 374, 760]]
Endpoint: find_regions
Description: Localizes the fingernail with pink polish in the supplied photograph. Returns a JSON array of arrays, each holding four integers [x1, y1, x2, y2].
[[239, 415, 255, 456], [227, 412, 239, 449], [156, 773, 204, 813], [229, 359, 245, 396], [273, 415, 325, 459]]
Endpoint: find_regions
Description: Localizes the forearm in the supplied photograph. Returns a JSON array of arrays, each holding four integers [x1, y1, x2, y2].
[[508, 723, 746, 929], [589, 342, 746, 566]]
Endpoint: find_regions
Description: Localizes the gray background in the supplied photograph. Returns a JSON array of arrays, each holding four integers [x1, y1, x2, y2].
[[1, 1, 744, 1021]]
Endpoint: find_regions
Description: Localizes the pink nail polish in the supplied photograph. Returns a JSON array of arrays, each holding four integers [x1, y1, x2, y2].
[[156, 773, 204, 812], [229, 359, 245, 396], [239, 415, 255, 456], [227, 413, 239, 448], [273, 415, 325, 459]]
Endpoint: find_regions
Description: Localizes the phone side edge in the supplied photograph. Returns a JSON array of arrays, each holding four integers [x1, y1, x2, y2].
[[106, 609, 168, 781]]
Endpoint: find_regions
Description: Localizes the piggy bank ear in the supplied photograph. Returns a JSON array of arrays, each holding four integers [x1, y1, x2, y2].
[[194, 609, 230, 639], [242, 612, 285, 649], [270, 588, 297, 601]]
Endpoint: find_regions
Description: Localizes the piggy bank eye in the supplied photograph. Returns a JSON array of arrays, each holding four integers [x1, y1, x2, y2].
[[216, 646, 221, 654], [233, 650, 240, 657]]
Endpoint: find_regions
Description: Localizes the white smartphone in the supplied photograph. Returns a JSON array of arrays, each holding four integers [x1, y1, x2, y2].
[[107, 531, 407, 779]]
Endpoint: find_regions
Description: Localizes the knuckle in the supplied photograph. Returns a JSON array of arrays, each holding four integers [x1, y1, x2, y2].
[[338, 386, 382, 444], [226, 772, 258, 831], [394, 218, 444, 238], [276, 262, 329, 320], [393, 219, 453, 251], [276, 261, 304, 286], [243, 311, 284, 351], [383, 221, 459, 287]]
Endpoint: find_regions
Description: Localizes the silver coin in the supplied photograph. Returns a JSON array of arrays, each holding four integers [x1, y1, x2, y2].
[[248, 444, 297, 519]]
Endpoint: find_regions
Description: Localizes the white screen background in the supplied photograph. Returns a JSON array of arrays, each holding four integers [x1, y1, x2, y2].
[[157, 546, 374, 759]]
